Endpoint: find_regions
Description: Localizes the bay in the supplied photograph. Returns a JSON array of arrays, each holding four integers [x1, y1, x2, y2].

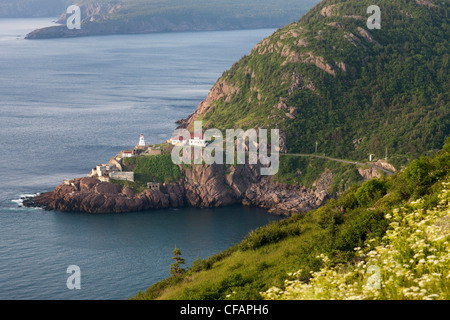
[[0, 18, 279, 300]]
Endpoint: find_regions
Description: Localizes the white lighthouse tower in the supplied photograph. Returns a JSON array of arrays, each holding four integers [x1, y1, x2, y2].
[[138, 134, 146, 147]]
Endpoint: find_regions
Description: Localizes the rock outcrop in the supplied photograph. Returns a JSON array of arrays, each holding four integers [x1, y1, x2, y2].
[[176, 79, 240, 130], [357, 167, 383, 180], [243, 179, 330, 215], [23, 177, 174, 214]]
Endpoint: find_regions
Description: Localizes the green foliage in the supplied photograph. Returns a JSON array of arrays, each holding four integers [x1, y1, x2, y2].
[[133, 274, 184, 300], [239, 218, 302, 251], [189, 247, 237, 273], [276, 155, 363, 192], [123, 154, 181, 184], [397, 138, 450, 202], [170, 246, 186, 277], [355, 179, 387, 207], [263, 182, 450, 300]]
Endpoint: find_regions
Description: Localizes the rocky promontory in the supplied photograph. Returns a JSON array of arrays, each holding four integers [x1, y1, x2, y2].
[[23, 177, 175, 213], [24, 163, 335, 216]]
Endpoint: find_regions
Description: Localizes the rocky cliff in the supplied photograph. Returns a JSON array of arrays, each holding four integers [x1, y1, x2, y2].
[[24, 163, 334, 216], [23, 177, 173, 213]]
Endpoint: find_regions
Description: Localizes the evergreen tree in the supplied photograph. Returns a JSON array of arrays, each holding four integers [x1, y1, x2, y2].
[[170, 246, 185, 277]]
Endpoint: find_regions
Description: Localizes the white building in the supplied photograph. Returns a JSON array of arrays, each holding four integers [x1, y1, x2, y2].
[[138, 134, 146, 147], [189, 133, 207, 147], [171, 135, 186, 146], [122, 150, 134, 158], [171, 133, 208, 147]]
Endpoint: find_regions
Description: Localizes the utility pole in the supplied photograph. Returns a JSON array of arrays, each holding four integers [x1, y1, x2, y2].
[[315, 141, 318, 153], [385, 147, 388, 160]]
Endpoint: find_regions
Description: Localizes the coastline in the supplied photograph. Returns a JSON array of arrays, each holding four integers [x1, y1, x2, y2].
[[23, 162, 334, 216]]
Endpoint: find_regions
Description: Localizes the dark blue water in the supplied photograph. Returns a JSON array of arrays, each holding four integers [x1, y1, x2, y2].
[[0, 18, 279, 300]]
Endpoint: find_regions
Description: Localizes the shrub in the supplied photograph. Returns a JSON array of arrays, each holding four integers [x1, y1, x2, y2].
[[403, 157, 434, 198], [355, 179, 387, 207], [239, 220, 302, 251]]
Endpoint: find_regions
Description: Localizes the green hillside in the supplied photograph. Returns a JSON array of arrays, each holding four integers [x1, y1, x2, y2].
[[132, 138, 449, 300], [184, 0, 449, 169]]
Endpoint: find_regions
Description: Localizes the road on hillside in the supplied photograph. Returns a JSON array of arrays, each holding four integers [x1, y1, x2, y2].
[[282, 153, 395, 175]]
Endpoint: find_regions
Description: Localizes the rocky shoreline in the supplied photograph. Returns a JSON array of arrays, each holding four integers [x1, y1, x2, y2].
[[23, 163, 334, 216]]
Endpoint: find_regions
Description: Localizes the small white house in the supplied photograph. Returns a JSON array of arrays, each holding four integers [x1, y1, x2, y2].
[[122, 150, 134, 158], [171, 135, 186, 145], [188, 133, 207, 147], [171, 133, 208, 147]]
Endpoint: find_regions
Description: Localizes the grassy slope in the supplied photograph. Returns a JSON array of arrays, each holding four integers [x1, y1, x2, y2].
[[132, 139, 449, 300], [112, 154, 181, 192]]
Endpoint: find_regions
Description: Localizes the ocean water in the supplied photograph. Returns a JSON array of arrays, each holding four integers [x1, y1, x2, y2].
[[0, 18, 279, 300]]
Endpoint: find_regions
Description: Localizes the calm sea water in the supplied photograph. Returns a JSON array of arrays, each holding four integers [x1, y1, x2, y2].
[[0, 18, 279, 300]]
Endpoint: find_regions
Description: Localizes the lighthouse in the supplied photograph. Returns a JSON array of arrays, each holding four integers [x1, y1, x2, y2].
[[138, 134, 146, 147]]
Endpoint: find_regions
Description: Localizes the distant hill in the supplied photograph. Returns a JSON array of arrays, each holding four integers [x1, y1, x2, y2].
[[24, 0, 320, 39], [179, 0, 449, 169], [0, 0, 70, 18]]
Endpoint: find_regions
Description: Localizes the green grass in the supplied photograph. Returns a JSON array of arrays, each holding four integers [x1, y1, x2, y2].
[[121, 154, 181, 187]]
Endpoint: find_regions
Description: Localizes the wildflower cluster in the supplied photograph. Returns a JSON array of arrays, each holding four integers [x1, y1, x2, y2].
[[262, 182, 450, 300]]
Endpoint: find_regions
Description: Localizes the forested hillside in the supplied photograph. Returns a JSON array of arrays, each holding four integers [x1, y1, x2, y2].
[[180, 0, 449, 169]]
